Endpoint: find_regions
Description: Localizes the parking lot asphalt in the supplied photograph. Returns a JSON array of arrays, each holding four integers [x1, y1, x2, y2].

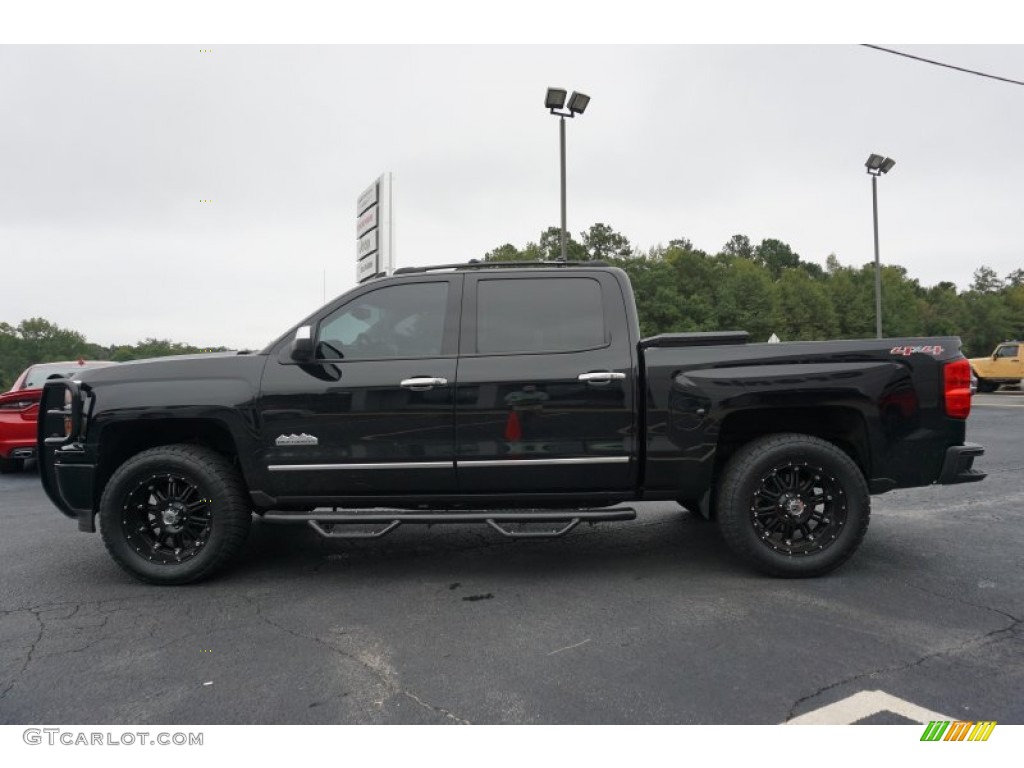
[[1, 394, 1021, 725]]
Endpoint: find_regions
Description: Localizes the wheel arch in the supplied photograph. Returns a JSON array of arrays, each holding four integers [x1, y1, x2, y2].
[[714, 406, 870, 489], [94, 418, 244, 514]]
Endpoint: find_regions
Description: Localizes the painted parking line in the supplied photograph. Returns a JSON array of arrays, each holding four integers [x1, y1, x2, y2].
[[972, 403, 1024, 408], [786, 690, 951, 725]]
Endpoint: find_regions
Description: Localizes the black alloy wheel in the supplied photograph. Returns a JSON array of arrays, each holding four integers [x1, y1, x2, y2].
[[716, 433, 870, 577], [749, 462, 847, 557], [121, 472, 213, 565], [99, 444, 251, 585]]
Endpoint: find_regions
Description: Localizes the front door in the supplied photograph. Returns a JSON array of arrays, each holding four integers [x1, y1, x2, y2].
[[258, 277, 461, 501], [989, 343, 1021, 379]]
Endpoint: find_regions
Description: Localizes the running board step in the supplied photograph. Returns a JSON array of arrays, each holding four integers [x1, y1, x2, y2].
[[263, 507, 638, 540]]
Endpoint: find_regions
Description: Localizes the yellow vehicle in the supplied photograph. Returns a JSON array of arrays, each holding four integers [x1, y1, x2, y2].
[[969, 341, 1023, 392]]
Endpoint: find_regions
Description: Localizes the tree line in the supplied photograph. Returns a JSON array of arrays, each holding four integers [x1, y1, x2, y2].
[[485, 224, 1024, 356], [2, 223, 1020, 390], [0, 318, 229, 391]]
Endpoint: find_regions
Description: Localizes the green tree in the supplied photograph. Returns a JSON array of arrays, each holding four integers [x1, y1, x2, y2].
[[878, 266, 925, 338], [108, 339, 226, 362], [580, 223, 633, 260], [483, 243, 524, 262], [715, 257, 776, 341], [1003, 284, 1024, 341], [721, 234, 754, 261], [475, 223, 1019, 353], [960, 292, 1010, 356], [755, 239, 801, 278], [972, 266, 1004, 294], [772, 269, 837, 340], [662, 242, 724, 332], [825, 262, 874, 338], [0, 317, 229, 390], [620, 254, 686, 337], [538, 226, 587, 261], [919, 282, 965, 337]]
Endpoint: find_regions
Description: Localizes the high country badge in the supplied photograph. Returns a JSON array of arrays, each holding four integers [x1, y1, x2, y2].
[[275, 433, 319, 446]]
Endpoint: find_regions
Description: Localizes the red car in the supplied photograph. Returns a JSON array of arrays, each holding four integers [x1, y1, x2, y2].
[[0, 360, 117, 473]]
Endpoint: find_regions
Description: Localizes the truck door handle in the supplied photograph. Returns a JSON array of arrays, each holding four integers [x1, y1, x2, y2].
[[578, 371, 626, 385], [400, 377, 449, 390]]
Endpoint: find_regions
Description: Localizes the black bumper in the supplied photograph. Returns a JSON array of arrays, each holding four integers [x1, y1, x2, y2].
[[937, 443, 986, 484]]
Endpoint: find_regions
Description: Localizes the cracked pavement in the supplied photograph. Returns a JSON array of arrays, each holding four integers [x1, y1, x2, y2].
[[0, 400, 1021, 724]]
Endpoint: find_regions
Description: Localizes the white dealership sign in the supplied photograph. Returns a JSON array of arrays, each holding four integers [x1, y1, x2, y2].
[[355, 173, 394, 284]]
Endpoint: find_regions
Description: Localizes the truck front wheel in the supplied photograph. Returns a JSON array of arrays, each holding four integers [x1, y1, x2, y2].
[[99, 444, 252, 585], [715, 433, 870, 578]]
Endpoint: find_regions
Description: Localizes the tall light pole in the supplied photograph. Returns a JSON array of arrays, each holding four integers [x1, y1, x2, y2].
[[545, 87, 590, 261], [865, 153, 896, 338]]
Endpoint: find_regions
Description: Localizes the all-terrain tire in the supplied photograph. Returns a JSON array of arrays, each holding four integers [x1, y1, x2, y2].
[[99, 444, 251, 585], [976, 379, 998, 393], [716, 433, 870, 578]]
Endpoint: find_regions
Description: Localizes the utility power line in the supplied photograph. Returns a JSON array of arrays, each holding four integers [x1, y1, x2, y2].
[[862, 44, 1024, 88]]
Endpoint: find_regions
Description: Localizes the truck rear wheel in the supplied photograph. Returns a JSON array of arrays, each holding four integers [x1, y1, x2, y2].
[[976, 379, 998, 393], [716, 433, 870, 578], [99, 444, 251, 585]]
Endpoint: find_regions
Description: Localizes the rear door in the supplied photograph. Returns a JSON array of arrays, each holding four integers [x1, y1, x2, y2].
[[454, 270, 636, 493]]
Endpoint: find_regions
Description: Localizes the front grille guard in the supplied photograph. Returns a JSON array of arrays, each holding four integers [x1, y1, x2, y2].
[[38, 378, 86, 521], [39, 377, 83, 448]]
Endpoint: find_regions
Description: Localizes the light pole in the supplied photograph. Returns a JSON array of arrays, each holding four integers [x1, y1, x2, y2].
[[865, 153, 895, 339], [545, 87, 590, 261]]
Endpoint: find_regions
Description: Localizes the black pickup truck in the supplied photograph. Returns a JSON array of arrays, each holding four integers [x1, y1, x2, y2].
[[38, 262, 984, 584]]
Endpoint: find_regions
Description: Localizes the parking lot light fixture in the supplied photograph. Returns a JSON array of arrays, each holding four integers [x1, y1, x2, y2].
[[545, 88, 567, 110], [546, 87, 591, 261], [567, 91, 591, 115], [865, 153, 896, 339]]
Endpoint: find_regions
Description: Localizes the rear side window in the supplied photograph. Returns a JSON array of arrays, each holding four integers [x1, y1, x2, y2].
[[476, 277, 606, 354]]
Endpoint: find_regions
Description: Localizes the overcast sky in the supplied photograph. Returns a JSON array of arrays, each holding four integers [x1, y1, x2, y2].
[[2, 43, 1023, 349]]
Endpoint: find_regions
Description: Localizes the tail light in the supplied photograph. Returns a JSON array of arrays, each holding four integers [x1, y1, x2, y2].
[[0, 398, 36, 410], [944, 359, 972, 419]]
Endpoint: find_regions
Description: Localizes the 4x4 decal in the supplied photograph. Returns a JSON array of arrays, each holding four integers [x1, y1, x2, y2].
[[891, 345, 944, 357]]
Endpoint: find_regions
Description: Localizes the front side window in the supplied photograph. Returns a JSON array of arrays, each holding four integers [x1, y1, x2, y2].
[[476, 277, 606, 354], [317, 282, 449, 360], [995, 345, 1019, 358]]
